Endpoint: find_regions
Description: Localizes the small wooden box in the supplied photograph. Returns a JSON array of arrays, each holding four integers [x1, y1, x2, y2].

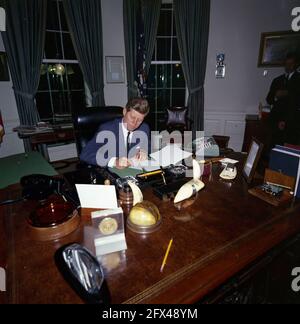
[[248, 169, 295, 207]]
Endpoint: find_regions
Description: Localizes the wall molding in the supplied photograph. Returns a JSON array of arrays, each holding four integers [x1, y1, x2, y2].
[[204, 110, 248, 151]]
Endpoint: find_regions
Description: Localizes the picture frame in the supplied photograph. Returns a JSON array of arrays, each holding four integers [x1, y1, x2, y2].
[[0, 51, 9, 81], [243, 138, 264, 184], [258, 30, 300, 67], [105, 56, 125, 84]]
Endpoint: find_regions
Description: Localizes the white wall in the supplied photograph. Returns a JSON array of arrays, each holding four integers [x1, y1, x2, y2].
[[204, 0, 299, 150], [0, 34, 24, 158], [102, 0, 127, 107]]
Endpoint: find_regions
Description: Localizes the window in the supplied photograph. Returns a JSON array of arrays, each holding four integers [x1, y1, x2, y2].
[[147, 3, 186, 131], [36, 0, 86, 124]]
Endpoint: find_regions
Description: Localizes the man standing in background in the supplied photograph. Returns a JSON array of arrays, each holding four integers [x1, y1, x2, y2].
[[266, 53, 300, 146]]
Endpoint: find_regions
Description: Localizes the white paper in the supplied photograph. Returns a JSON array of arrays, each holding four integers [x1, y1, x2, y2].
[[220, 158, 239, 165], [150, 144, 192, 168], [75, 184, 118, 209]]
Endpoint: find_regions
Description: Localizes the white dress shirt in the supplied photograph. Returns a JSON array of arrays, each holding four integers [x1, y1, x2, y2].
[[108, 120, 133, 167]]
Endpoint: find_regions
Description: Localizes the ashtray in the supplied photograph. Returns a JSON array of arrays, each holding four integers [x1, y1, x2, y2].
[[126, 201, 162, 234], [27, 195, 80, 241]]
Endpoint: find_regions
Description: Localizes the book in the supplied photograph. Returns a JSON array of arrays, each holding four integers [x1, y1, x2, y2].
[[269, 145, 300, 198]]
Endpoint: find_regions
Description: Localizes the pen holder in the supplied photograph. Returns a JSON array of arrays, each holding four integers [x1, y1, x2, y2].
[[118, 184, 133, 217]]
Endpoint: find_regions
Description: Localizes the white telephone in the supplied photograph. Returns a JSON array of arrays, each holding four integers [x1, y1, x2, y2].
[[220, 163, 237, 180]]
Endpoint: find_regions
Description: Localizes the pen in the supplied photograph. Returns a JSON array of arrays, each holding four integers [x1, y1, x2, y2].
[[160, 238, 173, 273], [137, 169, 163, 178]]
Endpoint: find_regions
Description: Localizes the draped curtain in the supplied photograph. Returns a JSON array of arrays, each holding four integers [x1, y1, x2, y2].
[[173, 0, 210, 133], [63, 0, 105, 107], [1, 0, 46, 128], [123, 0, 161, 99]]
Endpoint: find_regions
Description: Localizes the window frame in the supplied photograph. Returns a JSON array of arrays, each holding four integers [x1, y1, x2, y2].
[[36, 0, 85, 124], [148, 4, 187, 131]]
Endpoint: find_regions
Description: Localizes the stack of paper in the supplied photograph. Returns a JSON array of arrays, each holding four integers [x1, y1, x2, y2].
[[149, 144, 192, 168]]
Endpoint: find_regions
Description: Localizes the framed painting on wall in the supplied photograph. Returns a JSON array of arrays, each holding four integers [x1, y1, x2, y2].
[[258, 30, 300, 67]]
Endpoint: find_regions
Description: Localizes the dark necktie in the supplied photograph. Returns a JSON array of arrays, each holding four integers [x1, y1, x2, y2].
[[126, 131, 131, 157]]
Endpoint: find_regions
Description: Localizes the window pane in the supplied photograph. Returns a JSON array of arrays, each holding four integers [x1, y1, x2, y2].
[[171, 89, 186, 107], [157, 10, 172, 36], [59, 1, 68, 31], [48, 69, 68, 92], [70, 91, 86, 113], [45, 32, 63, 59], [51, 91, 70, 116], [39, 65, 50, 90], [157, 89, 171, 112], [161, 3, 172, 9], [172, 64, 185, 88], [67, 64, 84, 90], [62, 33, 77, 60], [157, 38, 171, 61], [156, 64, 171, 88], [46, 0, 59, 31], [172, 38, 180, 61], [173, 13, 177, 36], [36, 92, 53, 120]]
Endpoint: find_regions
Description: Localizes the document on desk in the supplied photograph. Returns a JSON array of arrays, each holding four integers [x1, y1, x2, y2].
[[129, 158, 161, 172], [150, 144, 192, 168], [75, 184, 118, 209]]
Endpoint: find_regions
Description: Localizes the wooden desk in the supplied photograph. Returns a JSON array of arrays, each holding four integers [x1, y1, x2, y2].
[[29, 128, 75, 151], [1, 156, 300, 304]]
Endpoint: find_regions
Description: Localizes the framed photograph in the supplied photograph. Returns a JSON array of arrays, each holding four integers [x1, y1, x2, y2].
[[0, 52, 9, 81], [243, 138, 264, 184], [105, 56, 125, 84], [258, 30, 300, 67]]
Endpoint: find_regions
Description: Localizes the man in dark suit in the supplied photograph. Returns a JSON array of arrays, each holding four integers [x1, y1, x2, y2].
[[266, 53, 300, 146], [80, 98, 151, 168]]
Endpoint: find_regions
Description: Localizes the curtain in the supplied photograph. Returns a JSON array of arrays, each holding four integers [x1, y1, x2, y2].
[[63, 0, 105, 107], [143, 0, 161, 74], [1, 0, 46, 128], [173, 0, 210, 133], [123, 0, 161, 99]]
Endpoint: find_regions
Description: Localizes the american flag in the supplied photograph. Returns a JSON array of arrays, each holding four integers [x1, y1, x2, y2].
[[0, 110, 5, 143], [136, 2, 147, 98]]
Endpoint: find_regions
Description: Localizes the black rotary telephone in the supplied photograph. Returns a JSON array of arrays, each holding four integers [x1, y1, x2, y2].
[[20, 174, 63, 200], [0, 174, 64, 206]]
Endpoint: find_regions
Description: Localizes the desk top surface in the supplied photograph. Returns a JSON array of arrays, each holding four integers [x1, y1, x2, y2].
[[0, 152, 57, 190], [1, 154, 300, 304]]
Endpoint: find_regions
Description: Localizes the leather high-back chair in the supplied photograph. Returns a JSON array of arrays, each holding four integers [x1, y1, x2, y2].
[[166, 107, 191, 133], [73, 106, 123, 155]]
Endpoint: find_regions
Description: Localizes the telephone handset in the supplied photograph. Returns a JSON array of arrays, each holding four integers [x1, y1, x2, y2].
[[220, 163, 237, 180]]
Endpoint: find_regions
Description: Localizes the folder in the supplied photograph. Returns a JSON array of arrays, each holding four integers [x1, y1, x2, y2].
[[269, 145, 300, 198]]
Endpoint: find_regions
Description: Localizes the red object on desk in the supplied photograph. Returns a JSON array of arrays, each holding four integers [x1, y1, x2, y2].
[[285, 143, 300, 151]]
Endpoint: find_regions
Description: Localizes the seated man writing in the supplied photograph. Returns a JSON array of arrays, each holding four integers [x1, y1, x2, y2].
[[80, 98, 151, 169]]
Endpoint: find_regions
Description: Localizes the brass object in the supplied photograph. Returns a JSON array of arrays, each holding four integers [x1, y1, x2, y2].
[[127, 201, 161, 234], [98, 217, 118, 236]]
